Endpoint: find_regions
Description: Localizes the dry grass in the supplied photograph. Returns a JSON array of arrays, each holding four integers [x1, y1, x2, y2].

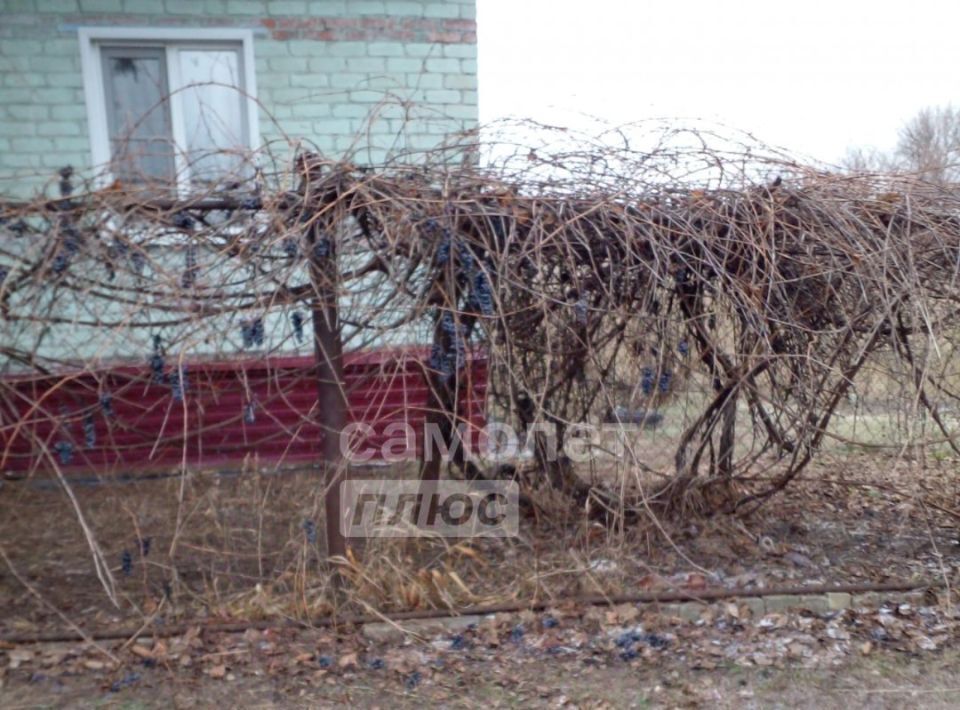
[[2, 450, 957, 637]]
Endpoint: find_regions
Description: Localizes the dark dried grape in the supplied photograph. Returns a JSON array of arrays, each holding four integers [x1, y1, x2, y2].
[[172, 213, 194, 230]]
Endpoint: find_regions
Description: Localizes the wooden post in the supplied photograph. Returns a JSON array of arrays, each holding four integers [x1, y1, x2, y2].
[[718, 390, 737, 479], [308, 225, 347, 564]]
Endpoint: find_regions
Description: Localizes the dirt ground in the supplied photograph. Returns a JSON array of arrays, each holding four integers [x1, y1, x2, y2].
[[2, 605, 960, 709], [1, 449, 959, 707], [4, 654, 960, 709]]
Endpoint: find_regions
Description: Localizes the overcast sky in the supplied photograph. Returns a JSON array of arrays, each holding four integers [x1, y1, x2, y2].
[[476, 0, 960, 166]]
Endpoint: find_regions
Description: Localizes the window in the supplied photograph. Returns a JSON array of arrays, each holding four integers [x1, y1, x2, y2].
[[79, 28, 260, 192]]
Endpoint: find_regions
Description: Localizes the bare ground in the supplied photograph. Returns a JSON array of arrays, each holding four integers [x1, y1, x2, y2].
[[1, 451, 959, 707], [2, 609, 960, 709]]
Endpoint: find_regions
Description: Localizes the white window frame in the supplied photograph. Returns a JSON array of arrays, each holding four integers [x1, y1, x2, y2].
[[78, 27, 261, 193]]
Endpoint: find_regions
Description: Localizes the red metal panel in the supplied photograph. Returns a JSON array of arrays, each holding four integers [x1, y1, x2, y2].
[[0, 348, 488, 477]]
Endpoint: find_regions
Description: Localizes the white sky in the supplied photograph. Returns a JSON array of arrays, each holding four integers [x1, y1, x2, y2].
[[477, 0, 960, 165]]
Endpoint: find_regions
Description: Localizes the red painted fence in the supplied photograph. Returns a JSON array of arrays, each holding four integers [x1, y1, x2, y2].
[[0, 348, 488, 477]]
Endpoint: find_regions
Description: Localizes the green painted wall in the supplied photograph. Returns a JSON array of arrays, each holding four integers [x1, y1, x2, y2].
[[0, 0, 478, 197]]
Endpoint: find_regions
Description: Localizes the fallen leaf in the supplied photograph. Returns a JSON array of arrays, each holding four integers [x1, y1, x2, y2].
[[130, 644, 153, 660], [338, 652, 358, 670], [7, 649, 33, 669]]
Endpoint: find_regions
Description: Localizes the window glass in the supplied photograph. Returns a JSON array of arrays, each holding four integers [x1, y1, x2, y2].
[[101, 47, 176, 185], [178, 49, 247, 187]]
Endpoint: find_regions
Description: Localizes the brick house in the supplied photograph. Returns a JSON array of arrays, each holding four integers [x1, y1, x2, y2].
[[0, 0, 478, 196]]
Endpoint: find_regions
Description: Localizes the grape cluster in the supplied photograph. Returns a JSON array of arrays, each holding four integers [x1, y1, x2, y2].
[[659, 371, 672, 394], [57, 167, 74, 198], [282, 236, 298, 258], [108, 238, 128, 261], [427, 342, 444, 373], [427, 219, 495, 318], [54, 440, 74, 465], [291, 311, 304, 343], [641, 367, 655, 395], [130, 249, 145, 275], [421, 218, 443, 245], [170, 365, 187, 402], [641, 367, 674, 395], [51, 253, 69, 275], [436, 234, 451, 266], [471, 269, 494, 316], [105, 240, 122, 280], [51, 224, 81, 275], [457, 239, 474, 271], [432, 310, 467, 381], [456, 249, 493, 316], [149, 335, 165, 383], [424, 221, 498, 381], [181, 244, 197, 288], [448, 233, 495, 318], [83, 413, 96, 448], [241, 318, 265, 348], [302, 519, 317, 544], [313, 238, 330, 259], [574, 298, 588, 326], [241, 320, 254, 348], [99, 393, 114, 417], [120, 549, 132, 576], [243, 401, 256, 424]]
